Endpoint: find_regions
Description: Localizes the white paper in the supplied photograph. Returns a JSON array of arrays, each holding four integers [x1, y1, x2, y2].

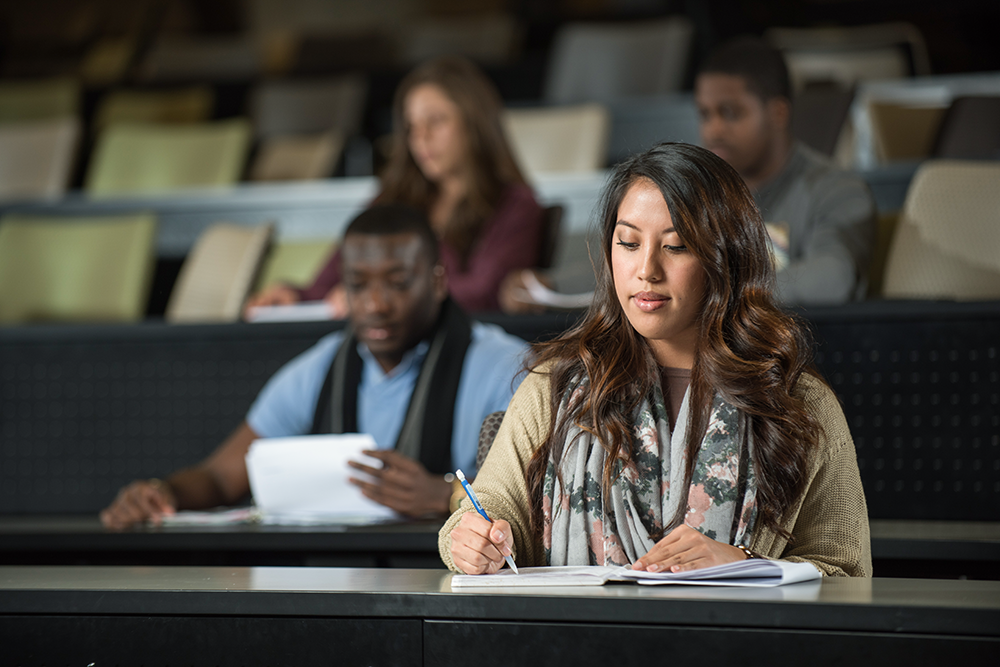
[[507, 270, 593, 310], [452, 559, 821, 588], [159, 507, 260, 526], [451, 566, 625, 588], [246, 301, 335, 322], [617, 559, 821, 587], [245, 434, 398, 525]]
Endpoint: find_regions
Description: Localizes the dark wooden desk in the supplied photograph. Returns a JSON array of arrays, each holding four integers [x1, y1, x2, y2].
[[1, 566, 997, 665], [0, 515, 442, 567], [2, 515, 999, 580]]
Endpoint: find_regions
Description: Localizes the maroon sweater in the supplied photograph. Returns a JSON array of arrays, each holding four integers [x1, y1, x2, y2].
[[299, 183, 545, 311]]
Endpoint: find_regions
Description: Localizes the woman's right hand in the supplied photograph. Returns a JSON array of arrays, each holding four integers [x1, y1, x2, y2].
[[243, 285, 300, 319], [99, 479, 177, 530], [449, 512, 514, 574]]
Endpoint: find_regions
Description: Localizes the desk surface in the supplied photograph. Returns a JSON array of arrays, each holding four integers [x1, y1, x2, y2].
[[0, 565, 997, 637], [2, 566, 998, 665]]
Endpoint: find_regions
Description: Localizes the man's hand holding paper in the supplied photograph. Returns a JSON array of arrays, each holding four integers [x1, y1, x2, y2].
[[348, 449, 453, 517], [245, 434, 398, 524]]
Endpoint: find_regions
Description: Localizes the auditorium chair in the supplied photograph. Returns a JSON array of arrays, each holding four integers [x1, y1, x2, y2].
[[882, 160, 1000, 299], [0, 212, 156, 324], [165, 222, 274, 324], [85, 119, 251, 196]]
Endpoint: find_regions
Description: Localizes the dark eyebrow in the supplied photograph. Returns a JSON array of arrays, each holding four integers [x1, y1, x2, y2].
[[614, 221, 677, 234]]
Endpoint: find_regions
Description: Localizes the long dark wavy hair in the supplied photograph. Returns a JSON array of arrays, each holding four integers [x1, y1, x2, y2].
[[526, 142, 822, 541], [376, 56, 527, 265]]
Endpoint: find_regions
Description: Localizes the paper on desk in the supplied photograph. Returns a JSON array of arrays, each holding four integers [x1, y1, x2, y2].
[[617, 559, 821, 587], [509, 270, 593, 310], [452, 559, 821, 588], [245, 434, 398, 525], [159, 507, 260, 526], [245, 301, 335, 323]]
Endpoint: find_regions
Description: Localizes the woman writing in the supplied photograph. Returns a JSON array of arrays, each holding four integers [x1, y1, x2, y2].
[[441, 142, 870, 576], [246, 56, 544, 316]]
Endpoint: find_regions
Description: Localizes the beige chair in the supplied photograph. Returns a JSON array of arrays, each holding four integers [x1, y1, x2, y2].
[[0, 117, 80, 201], [254, 239, 338, 293], [503, 104, 610, 176], [767, 22, 931, 91], [250, 132, 344, 181], [92, 86, 215, 133], [85, 119, 251, 197], [0, 213, 157, 324], [166, 222, 274, 323], [882, 161, 1000, 300], [0, 77, 79, 122], [868, 101, 948, 162]]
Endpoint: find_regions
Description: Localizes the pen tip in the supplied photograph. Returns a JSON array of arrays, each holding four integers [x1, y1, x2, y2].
[[455, 469, 466, 482]]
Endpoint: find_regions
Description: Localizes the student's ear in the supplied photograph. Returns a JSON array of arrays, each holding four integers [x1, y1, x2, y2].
[[432, 263, 448, 302], [767, 96, 792, 132]]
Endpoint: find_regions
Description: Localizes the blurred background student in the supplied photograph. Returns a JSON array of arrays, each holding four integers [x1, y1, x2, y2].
[[245, 56, 544, 317]]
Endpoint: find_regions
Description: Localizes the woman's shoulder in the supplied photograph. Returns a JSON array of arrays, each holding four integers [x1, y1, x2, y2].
[[792, 371, 852, 457]]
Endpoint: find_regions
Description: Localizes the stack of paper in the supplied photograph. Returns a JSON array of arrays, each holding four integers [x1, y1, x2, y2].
[[245, 433, 398, 525], [451, 559, 821, 588]]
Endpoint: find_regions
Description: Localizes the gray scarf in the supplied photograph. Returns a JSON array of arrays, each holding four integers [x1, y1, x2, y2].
[[543, 378, 758, 566]]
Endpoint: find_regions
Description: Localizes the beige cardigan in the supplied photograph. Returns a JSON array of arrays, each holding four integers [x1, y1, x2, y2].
[[440, 368, 872, 576]]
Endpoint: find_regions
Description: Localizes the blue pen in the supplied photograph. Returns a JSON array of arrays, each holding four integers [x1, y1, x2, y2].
[[455, 469, 518, 574]]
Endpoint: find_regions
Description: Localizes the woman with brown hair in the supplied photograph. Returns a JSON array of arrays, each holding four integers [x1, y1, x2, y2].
[[246, 56, 544, 316], [441, 142, 871, 576]]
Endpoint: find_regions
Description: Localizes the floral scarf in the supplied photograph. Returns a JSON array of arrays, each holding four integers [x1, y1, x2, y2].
[[543, 377, 758, 566]]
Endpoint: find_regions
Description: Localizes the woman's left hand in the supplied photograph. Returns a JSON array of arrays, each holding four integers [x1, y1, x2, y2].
[[632, 524, 747, 573]]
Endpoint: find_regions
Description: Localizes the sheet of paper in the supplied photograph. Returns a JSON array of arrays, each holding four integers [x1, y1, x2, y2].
[[451, 566, 626, 588], [159, 507, 260, 526], [245, 301, 335, 323], [511, 270, 593, 310], [618, 559, 821, 587], [245, 434, 398, 525], [451, 560, 821, 588]]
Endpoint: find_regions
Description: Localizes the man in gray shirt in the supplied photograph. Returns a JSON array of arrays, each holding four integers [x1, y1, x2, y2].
[[696, 37, 877, 305]]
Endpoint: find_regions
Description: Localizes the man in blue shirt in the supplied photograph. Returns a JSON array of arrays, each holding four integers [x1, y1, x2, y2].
[[100, 205, 527, 529]]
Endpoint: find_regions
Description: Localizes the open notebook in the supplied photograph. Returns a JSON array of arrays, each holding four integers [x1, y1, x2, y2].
[[451, 559, 820, 588]]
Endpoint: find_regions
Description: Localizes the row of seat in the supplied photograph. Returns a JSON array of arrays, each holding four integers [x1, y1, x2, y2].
[[0, 158, 997, 326]]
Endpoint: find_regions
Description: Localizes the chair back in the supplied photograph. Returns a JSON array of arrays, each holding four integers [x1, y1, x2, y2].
[[605, 93, 700, 166], [791, 86, 855, 157], [537, 205, 564, 271], [138, 37, 262, 82], [767, 22, 930, 90], [92, 86, 214, 133], [166, 222, 274, 323], [0, 213, 156, 324], [868, 101, 948, 162], [397, 13, 521, 66], [254, 239, 338, 293], [544, 17, 693, 104], [503, 104, 610, 176], [251, 75, 368, 139], [0, 117, 79, 201], [0, 77, 78, 122], [882, 160, 1000, 300], [249, 132, 344, 181], [86, 119, 251, 196], [932, 96, 1000, 160]]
